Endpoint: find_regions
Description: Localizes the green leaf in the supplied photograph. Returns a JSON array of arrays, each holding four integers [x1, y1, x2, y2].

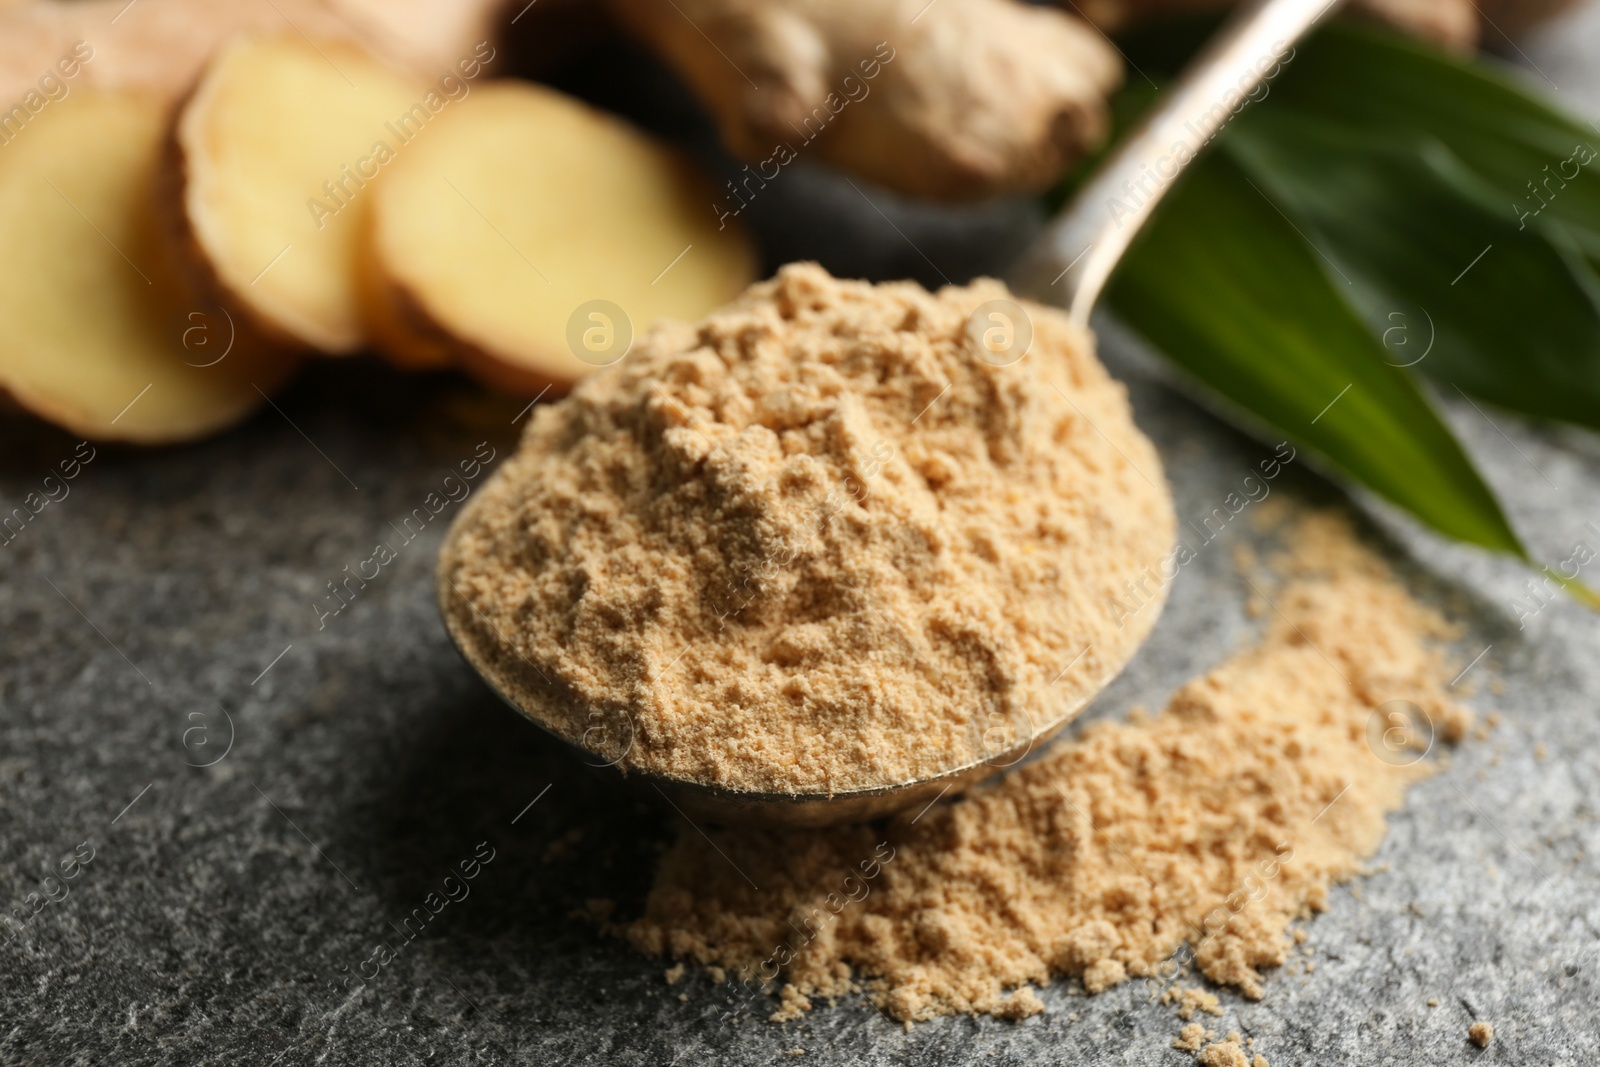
[[1078, 19, 1600, 595], [1223, 114, 1600, 431], [1266, 23, 1600, 261], [1104, 20, 1600, 434], [1105, 152, 1527, 557]]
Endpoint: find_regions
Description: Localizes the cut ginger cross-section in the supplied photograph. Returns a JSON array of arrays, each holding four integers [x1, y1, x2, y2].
[[172, 34, 428, 354], [364, 80, 757, 393], [0, 90, 295, 443]]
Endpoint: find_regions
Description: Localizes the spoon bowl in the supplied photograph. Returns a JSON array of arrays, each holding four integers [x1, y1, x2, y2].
[[438, 580, 1144, 827]]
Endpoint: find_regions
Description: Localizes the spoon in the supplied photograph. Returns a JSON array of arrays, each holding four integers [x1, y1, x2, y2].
[[1011, 0, 1343, 321], [440, 0, 1344, 828]]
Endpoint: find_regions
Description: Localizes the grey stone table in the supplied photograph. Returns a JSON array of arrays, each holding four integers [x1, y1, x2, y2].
[[4, 11, 1600, 1067]]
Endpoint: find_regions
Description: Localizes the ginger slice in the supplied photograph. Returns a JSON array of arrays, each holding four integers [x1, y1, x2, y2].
[[171, 34, 426, 354], [365, 80, 756, 394], [0, 91, 295, 443]]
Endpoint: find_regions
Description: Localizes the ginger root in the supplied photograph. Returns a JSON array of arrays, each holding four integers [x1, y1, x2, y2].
[[605, 0, 1122, 201], [597, 0, 1578, 202]]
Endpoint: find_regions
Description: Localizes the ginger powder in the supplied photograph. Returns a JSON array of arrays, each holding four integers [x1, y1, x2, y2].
[[439, 264, 1175, 794]]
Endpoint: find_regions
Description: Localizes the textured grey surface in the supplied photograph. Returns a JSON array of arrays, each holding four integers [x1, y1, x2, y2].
[[4, 12, 1600, 1067]]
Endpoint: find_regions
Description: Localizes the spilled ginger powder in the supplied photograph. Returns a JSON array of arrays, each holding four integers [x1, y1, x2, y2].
[[619, 511, 1471, 1024], [441, 264, 1173, 794]]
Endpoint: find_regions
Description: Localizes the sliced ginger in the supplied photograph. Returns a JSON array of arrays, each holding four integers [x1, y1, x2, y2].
[[0, 90, 295, 443], [364, 80, 756, 394], [173, 34, 427, 354]]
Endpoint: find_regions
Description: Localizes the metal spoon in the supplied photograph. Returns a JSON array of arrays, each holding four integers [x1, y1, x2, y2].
[[1012, 0, 1342, 321], [440, 0, 1344, 828]]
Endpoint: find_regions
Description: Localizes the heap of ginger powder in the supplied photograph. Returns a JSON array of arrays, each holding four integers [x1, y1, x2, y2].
[[619, 510, 1473, 1025], [439, 263, 1175, 794]]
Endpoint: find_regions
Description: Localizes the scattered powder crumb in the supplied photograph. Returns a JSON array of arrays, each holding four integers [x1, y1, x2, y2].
[[994, 987, 1046, 1019], [664, 963, 685, 985], [705, 966, 726, 984], [1469, 1021, 1494, 1047], [1485, 711, 1502, 728], [1174, 1024, 1209, 1051], [1534, 743, 1548, 761], [1193, 1036, 1268, 1067], [772, 983, 812, 1022], [1428, 997, 1440, 1007], [1197, 1039, 1252, 1067], [618, 510, 1473, 1021], [1083, 958, 1127, 993], [442, 264, 1174, 794], [1165, 985, 1223, 1020]]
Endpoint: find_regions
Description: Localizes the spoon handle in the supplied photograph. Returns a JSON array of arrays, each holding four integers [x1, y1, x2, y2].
[[1013, 0, 1345, 323]]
